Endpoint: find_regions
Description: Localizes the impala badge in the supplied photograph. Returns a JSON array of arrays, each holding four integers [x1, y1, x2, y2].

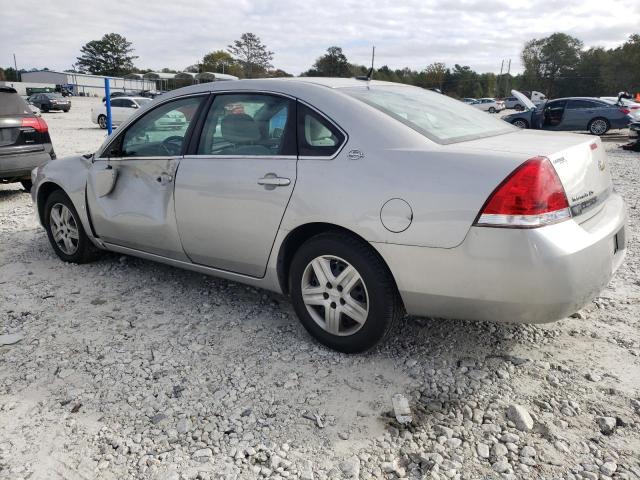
[[347, 149, 365, 160], [598, 157, 606, 171]]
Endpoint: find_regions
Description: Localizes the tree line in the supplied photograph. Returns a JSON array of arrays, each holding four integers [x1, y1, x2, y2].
[[2, 31, 638, 99]]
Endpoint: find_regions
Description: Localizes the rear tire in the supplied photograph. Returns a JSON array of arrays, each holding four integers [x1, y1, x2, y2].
[[20, 180, 32, 192], [97, 115, 107, 129], [588, 117, 610, 135], [44, 190, 99, 264], [514, 104, 523, 111], [489, 107, 496, 113], [289, 232, 402, 353]]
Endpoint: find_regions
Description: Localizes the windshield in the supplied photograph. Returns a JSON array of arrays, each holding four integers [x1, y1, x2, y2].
[[341, 85, 514, 144], [44, 93, 63, 99]]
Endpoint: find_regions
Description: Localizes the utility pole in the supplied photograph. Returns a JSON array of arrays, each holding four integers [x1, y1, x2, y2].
[[13, 53, 19, 81], [498, 60, 504, 97], [505, 59, 511, 96]]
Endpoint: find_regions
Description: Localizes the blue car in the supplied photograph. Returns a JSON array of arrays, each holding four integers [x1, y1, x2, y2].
[[503, 90, 635, 135]]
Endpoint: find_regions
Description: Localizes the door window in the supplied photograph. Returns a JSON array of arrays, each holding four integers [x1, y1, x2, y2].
[[118, 96, 204, 157], [297, 103, 345, 157], [111, 98, 126, 108], [197, 93, 295, 156]]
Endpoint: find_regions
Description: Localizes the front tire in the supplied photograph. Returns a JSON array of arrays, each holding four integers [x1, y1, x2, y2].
[[512, 119, 529, 129], [588, 117, 610, 135], [97, 115, 107, 129], [44, 190, 99, 263], [489, 107, 496, 113], [289, 232, 402, 353]]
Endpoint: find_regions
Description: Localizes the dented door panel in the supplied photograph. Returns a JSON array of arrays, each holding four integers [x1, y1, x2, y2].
[[87, 157, 188, 260]]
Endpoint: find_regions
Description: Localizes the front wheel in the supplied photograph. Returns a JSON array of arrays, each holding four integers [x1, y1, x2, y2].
[[512, 119, 529, 129], [97, 115, 107, 129], [44, 190, 99, 263], [488, 107, 496, 113], [289, 232, 402, 353], [588, 118, 609, 135]]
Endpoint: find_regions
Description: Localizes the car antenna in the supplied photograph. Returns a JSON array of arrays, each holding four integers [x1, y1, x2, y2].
[[356, 46, 375, 81]]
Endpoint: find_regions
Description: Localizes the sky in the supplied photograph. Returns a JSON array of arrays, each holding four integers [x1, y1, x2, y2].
[[1, 0, 639, 76]]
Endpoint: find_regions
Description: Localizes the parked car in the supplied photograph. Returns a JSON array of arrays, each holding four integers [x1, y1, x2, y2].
[[503, 96, 526, 110], [504, 91, 635, 135], [31, 78, 627, 352], [29, 92, 71, 113], [470, 98, 505, 113], [21, 95, 42, 116], [1, 87, 55, 191], [91, 96, 153, 129]]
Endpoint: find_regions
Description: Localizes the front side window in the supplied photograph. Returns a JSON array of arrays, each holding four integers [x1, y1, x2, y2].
[[118, 95, 204, 157], [341, 85, 514, 144], [297, 103, 345, 156], [197, 93, 295, 156]]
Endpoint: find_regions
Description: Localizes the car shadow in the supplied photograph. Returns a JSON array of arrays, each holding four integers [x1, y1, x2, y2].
[[0, 187, 29, 201]]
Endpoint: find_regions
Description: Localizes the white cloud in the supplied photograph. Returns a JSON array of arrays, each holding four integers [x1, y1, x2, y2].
[[1, 0, 638, 75]]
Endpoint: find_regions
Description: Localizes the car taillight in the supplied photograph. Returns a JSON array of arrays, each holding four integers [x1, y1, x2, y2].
[[474, 156, 570, 228], [619, 107, 631, 115], [21, 116, 48, 133]]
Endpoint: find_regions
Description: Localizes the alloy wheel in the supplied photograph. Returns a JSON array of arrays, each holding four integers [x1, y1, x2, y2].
[[590, 119, 607, 135], [49, 203, 80, 255], [300, 255, 369, 336], [513, 120, 527, 129]]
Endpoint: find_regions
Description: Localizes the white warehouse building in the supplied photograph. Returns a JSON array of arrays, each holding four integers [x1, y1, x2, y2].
[[21, 70, 155, 96]]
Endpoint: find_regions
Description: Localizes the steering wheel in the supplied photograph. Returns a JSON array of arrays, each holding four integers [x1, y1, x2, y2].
[[161, 136, 184, 156]]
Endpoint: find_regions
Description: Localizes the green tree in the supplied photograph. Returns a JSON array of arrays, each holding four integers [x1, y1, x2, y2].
[[75, 33, 137, 76], [422, 62, 447, 90], [303, 47, 352, 77], [521, 33, 583, 97], [201, 50, 243, 77], [227, 33, 273, 78]]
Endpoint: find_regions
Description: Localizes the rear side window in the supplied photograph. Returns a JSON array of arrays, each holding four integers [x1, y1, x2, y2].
[[567, 100, 602, 109], [0, 92, 31, 116], [297, 103, 345, 157]]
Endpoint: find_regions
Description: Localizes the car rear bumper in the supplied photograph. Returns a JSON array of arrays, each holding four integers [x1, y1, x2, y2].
[[374, 192, 627, 323], [0, 149, 52, 180]]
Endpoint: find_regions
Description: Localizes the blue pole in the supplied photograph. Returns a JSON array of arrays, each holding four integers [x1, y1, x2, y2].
[[104, 78, 112, 135]]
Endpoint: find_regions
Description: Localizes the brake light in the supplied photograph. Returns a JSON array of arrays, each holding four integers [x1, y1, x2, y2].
[[475, 156, 570, 228], [619, 107, 631, 115], [21, 116, 48, 133]]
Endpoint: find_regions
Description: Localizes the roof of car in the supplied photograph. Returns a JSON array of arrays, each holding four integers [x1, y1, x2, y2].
[[551, 97, 608, 102]]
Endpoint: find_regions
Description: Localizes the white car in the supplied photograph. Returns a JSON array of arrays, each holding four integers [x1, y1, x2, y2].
[[91, 96, 153, 129], [470, 98, 505, 113]]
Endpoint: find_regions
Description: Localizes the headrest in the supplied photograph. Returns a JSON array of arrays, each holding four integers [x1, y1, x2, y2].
[[221, 113, 260, 143]]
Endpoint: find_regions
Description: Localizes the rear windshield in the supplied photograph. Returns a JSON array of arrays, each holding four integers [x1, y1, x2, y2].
[[0, 92, 31, 115], [341, 85, 515, 144]]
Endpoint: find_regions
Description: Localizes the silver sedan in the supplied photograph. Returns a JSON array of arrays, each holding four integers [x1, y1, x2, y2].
[[31, 78, 627, 352]]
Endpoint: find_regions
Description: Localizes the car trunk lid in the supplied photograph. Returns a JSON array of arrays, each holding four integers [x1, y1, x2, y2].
[[456, 129, 613, 224]]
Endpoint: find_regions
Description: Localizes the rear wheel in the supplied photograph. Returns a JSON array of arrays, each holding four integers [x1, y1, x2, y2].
[[588, 117, 609, 135], [97, 115, 107, 129], [20, 180, 32, 192], [289, 232, 402, 353], [44, 190, 99, 263], [489, 107, 496, 113], [514, 104, 523, 111]]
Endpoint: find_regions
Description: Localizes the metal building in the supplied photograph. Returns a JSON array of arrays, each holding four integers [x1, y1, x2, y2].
[[21, 70, 155, 97]]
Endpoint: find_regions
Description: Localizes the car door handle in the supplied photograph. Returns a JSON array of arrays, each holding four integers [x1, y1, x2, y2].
[[156, 172, 173, 185], [258, 175, 290, 187]]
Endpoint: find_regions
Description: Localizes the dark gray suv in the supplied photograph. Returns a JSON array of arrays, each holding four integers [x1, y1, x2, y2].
[[0, 87, 55, 191]]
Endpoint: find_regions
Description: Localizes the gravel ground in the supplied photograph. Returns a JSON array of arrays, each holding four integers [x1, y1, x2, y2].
[[1, 97, 639, 480]]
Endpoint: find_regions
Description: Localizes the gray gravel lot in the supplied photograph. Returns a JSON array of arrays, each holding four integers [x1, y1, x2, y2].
[[1, 97, 639, 480]]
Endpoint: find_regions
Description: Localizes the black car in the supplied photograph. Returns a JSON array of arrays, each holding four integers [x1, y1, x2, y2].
[[29, 92, 71, 113], [0, 87, 55, 191]]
